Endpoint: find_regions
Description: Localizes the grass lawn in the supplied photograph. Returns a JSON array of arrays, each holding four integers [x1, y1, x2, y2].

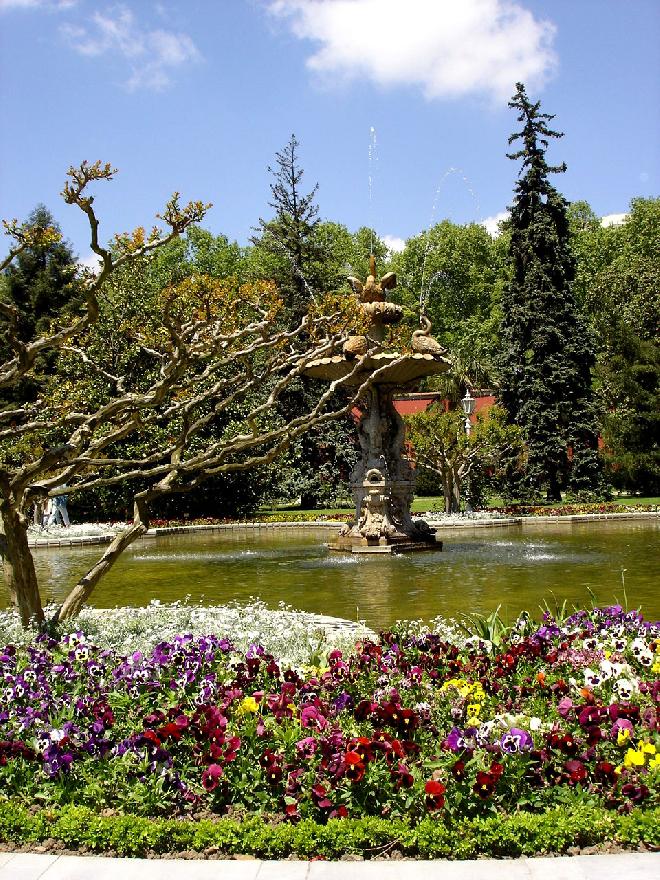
[[257, 494, 659, 519]]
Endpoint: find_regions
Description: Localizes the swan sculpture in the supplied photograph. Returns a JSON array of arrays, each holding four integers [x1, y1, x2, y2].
[[411, 315, 445, 356]]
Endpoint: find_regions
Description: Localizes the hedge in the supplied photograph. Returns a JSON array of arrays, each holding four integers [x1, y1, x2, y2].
[[0, 802, 657, 859]]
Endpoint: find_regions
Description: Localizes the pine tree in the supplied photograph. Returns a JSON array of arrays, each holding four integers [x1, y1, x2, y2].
[[498, 83, 605, 501], [252, 136, 356, 509], [1, 204, 80, 405], [2, 205, 79, 340], [252, 134, 322, 322]]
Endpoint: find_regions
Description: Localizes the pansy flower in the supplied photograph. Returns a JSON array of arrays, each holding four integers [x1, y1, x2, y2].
[[201, 763, 224, 791], [500, 727, 532, 753], [344, 751, 366, 782], [473, 770, 497, 799], [564, 759, 587, 784], [391, 762, 414, 789], [424, 779, 446, 810]]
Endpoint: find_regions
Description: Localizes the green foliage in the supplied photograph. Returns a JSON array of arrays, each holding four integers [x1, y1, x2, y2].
[[391, 220, 505, 386], [406, 404, 525, 512], [251, 133, 323, 320], [0, 802, 655, 858], [0, 205, 81, 407], [571, 198, 660, 494], [0, 205, 80, 340], [458, 605, 512, 647], [272, 398, 359, 509], [498, 83, 606, 502]]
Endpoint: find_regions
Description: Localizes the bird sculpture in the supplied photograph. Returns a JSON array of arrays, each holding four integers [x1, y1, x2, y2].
[[347, 255, 396, 303], [343, 334, 369, 359], [411, 315, 446, 356]]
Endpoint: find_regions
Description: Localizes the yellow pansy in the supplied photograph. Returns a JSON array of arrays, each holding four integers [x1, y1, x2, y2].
[[649, 754, 660, 771], [239, 696, 259, 714], [623, 748, 646, 768], [467, 703, 481, 717], [617, 728, 631, 746], [641, 742, 656, 755]]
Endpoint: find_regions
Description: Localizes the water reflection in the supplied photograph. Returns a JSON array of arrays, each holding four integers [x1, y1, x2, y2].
[[3, 520, 658, 630]]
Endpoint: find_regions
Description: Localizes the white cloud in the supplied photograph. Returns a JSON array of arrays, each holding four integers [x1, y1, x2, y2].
[[60, 5, 200, 91], [480, 210, 509, 236], [266, 0, 557, 101], [77, 252, 103, 275], [382, 234, 405, 253], [601, 213, 627, 228]]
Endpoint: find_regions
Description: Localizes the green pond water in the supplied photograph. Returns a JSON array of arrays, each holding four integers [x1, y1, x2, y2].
[[11, 519, 659, 630]]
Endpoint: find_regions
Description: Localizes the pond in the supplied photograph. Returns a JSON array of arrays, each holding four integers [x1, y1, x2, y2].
[[9, 519, 659, 630]]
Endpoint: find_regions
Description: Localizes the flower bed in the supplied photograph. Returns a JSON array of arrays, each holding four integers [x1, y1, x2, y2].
[[0, 605, 658, 857], [488, 502, 658, 517]]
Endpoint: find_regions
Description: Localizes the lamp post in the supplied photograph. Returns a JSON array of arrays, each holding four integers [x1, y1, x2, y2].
[[461, 389, 476, 515], [461, 389, 475, 436]]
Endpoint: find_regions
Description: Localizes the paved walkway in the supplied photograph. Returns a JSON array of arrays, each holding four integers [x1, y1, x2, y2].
[[0, 852, 657, 879]]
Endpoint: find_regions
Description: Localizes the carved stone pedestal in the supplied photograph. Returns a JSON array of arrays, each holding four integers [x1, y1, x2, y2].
[[328, 385, 441, 554]]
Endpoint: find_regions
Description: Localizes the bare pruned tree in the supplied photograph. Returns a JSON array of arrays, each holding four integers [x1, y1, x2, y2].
[[0, 163, 397, 629]]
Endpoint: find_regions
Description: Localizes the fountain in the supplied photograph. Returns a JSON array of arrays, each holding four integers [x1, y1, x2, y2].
[[304, 257, 451, 553]]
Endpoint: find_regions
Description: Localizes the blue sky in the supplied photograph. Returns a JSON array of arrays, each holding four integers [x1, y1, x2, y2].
[[1, 0, 658, 262]]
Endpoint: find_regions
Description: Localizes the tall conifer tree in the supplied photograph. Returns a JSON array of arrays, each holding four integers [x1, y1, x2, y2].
[[1, 205, 80, 406], [252, 134, 322, 323], [499, 83, 604, 501]]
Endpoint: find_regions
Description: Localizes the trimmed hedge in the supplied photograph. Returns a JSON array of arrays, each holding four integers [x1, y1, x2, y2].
[[0, 802, 657, 859]]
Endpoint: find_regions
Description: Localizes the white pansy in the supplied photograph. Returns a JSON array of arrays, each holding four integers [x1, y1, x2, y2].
[[638, 649, 654, 667], [615, 678, 637, 700], [599, 659, 615, 680], [630, 637, 648, 658], [584, 668, 603, 688]]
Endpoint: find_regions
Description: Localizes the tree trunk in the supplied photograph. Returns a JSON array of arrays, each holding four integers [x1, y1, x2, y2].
[[0, 492, 44, 628], [443, 470, 454, 514], [54, 496, 150, 623], [546, 472, 562, 502], [300, 491, 318, 511], [452, 479, 462, 512]]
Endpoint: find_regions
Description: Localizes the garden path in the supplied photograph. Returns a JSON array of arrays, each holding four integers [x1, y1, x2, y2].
[[0, 850, 657, 879]]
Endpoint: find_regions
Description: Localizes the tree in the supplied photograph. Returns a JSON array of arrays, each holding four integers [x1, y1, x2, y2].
[[0, 162, 374, 629], [570, 198, 660, 493], [406, 405, 524, 513], [0, 205, 80, 409], [497, 83, 605, 501], [251, 139, 369, 510], [251, 134, 322, 321], [1, 205, 79, 340], [390, 220, 506, 387]]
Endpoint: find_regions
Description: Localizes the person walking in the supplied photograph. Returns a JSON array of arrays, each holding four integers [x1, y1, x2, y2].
[[47, 489, 70, 527]]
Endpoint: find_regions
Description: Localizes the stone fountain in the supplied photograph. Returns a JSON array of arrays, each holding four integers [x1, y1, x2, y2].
[[304, 257, 451, 553]]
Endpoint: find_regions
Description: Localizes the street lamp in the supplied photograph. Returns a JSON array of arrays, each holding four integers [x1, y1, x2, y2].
[[461, 389, 475, 436]]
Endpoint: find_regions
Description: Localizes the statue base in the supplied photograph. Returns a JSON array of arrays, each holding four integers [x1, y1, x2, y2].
[[328, 533, 442, 554]]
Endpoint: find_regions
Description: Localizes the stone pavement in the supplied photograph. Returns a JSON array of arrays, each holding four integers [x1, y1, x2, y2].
[[0, 852, 657, 879]]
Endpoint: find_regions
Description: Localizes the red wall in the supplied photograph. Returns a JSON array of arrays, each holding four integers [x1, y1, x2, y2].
[[393, 393, 496, 424]]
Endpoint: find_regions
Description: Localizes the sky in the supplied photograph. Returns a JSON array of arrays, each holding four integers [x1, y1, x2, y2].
[[1, 0, 658, 263]]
